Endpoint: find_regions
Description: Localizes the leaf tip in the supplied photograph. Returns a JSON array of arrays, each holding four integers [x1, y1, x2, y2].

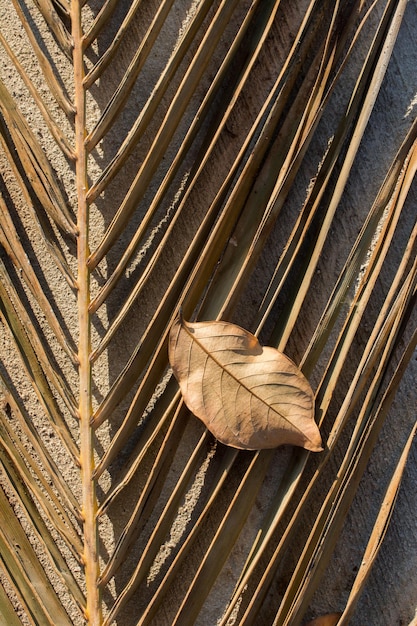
[[302, 423, 323, 452]]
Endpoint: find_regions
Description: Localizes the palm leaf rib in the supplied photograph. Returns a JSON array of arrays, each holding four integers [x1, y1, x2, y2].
[[0, 579, 24, 626], [0, 257, 78, 416], [88, 0, 302, 428], [275, 294, 417, 626], [0, 0, 415, 625], [0, 205, 77, 364], [0, 378, 81, 524], [9, 0, 75, 118], [70, 2, 100, 623], [218, 125, 417, 626], [85, 0, 218, 204], [337, 407, 417, 625], [235, 265, 417, 626], [0, 487, 74, 626], [0, 447, 85, 608], [0, 31, 75, 160], [83, 0, 177, 145], [87, 0, 274, 321], [0, 82, 76, 235], [33, 0, 74, 58], [87, 0, 242, 271], [82, 0, 124, 53], [0, 122, 77, 290], [132, 9, 412, 616], [0, 275, 79, 463]]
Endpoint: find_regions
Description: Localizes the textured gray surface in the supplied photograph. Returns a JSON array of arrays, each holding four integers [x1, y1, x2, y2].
[[0, 0, 416, 624]]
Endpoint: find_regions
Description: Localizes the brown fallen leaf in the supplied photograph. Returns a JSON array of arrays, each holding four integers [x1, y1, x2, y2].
[[303, 614, 342, 626], [168, 315, 322, 451]]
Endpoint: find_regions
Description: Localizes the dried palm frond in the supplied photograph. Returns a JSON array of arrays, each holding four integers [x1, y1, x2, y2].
[[0, 0, 416, 625]]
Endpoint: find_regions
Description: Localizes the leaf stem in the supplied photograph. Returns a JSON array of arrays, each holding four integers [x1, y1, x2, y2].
[[71, 2, 101, 624]]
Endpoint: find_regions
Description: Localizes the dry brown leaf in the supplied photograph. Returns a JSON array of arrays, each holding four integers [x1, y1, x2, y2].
[[303, 614, 342, 626], [168, 315, 322, 451]]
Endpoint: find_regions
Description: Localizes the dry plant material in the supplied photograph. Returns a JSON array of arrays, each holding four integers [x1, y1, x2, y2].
[[303, 614, 342, 626], [169, 315, 322, 451]]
